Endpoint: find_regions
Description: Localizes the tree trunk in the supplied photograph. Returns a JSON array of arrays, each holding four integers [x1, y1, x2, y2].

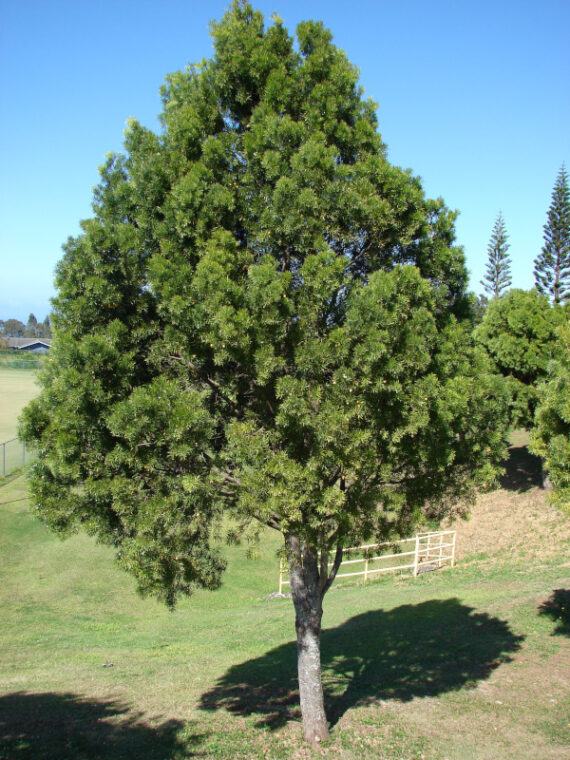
[[287, 534, 330, 743], [541, 457, 552, 490]]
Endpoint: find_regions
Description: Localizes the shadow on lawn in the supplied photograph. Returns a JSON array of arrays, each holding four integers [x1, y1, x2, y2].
[[200, 598, 523, 730], [0, 692, 201, 760], [499, 444, 543, 492], [539, 589, 570, 637]]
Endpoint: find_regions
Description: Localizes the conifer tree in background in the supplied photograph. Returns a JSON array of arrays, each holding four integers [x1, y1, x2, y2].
[[39, 315, 52, 339], [19, 1, 510, 743], [534, 165, 570, 305], [26, 313, 38, 338], [480, 213, 511, 299]]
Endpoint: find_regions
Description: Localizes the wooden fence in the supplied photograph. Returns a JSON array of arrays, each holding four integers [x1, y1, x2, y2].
[[278, 530, 456, 594]]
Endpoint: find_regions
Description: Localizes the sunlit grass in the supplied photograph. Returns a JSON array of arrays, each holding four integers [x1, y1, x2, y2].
[[0, 367, 39, 442]]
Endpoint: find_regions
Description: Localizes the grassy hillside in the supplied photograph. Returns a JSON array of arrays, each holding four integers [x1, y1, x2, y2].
[[1, 450, 569, 759], [0, 367, 39, 441]]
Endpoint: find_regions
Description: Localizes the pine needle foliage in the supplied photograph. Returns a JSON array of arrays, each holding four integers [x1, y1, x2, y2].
[[481, 212, 511, 299], [534, 165, 570, 305]]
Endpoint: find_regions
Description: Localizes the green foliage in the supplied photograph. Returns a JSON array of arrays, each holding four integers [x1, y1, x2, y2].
[[480, 212, 511, 299], [470, 293, 488, 326], [0, 318, 26, 337], [534, 165, 570, 305], [474, 289, 565, 428], [20, 1, 508, 607], [530, 317, 570, 509]]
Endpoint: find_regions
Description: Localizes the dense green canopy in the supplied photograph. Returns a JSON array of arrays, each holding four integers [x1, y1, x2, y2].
[[474, 289, 565, 428], [20, 2, 509, 740], [531, 317, 570, 509]]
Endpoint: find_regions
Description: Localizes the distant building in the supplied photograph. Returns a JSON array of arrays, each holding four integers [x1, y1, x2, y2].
[[5, 338, 52, 353]]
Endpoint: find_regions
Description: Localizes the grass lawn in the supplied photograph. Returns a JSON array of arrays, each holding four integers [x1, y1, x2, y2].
[[1, 446, 569, 759], [0, 367, 39, 442]]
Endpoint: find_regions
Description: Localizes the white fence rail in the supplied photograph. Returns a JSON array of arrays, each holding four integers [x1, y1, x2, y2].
[[278, 530, 456, 594], [0, 438, 35, 478]]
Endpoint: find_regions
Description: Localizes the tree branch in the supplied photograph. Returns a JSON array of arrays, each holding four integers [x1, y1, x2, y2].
[[252, 511, 282, 531], [168, 355, 240, 412], [320, 545, 344, 598]]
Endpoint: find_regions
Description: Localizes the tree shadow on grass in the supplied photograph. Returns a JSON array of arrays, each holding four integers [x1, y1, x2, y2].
[[499, 444, 543, 492], [0, 692, 202, 760], [200, 598, 523, 730], [539, 589, 570, 637]]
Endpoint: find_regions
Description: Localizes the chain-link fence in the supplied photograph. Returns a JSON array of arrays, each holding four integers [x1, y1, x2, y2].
[[0, 351, 44, 370], [0, 438, 36, 477]]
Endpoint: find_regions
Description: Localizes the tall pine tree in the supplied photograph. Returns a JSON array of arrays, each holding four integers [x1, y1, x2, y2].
[[534, 165, 570, 305], [480, 212, 511, 298]]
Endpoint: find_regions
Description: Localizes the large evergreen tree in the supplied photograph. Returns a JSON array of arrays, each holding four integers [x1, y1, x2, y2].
[[534, 165, 570, 305], [26, 313, 38, 338], [19, 2, 509, 742], [480, 212, 511, 298]]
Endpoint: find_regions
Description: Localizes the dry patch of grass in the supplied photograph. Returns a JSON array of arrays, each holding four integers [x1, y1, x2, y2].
[[448, 435, 570, 566], [452, 486, 570, 565]]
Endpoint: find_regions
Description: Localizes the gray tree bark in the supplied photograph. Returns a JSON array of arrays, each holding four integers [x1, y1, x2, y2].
[[287, 534, 330, 742]]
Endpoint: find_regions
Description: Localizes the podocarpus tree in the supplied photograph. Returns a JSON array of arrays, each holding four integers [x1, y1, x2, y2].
[[480, 212, 511, 299], [530, 317, 570, 509], [474, 289, 565, 428], [20, 2, 509, 743]]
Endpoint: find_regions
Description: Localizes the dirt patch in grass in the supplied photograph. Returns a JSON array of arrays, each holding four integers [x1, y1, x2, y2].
[[447, 441, 570, 565]]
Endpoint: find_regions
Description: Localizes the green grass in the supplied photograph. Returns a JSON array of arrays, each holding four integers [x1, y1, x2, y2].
[[1, 471, 569, 759], [0, 367, 39, 442]]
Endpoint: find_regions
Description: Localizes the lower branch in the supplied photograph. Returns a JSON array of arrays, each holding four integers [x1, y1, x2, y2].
[[320, 545, 343, 598]]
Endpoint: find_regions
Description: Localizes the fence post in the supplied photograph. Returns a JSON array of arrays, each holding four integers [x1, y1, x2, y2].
[[451, 531, 456, 568], [413, 535, 420, 576], [279, 557, 283, 595], [438, 532, 443, 567], [364, 553, 369, 582]]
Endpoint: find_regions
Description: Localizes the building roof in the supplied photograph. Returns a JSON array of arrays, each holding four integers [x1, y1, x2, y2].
[[4, 338, 52, 349]]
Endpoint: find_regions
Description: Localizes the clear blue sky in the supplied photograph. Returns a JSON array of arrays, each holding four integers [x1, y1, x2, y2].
[[1, 0, 568, 323]]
